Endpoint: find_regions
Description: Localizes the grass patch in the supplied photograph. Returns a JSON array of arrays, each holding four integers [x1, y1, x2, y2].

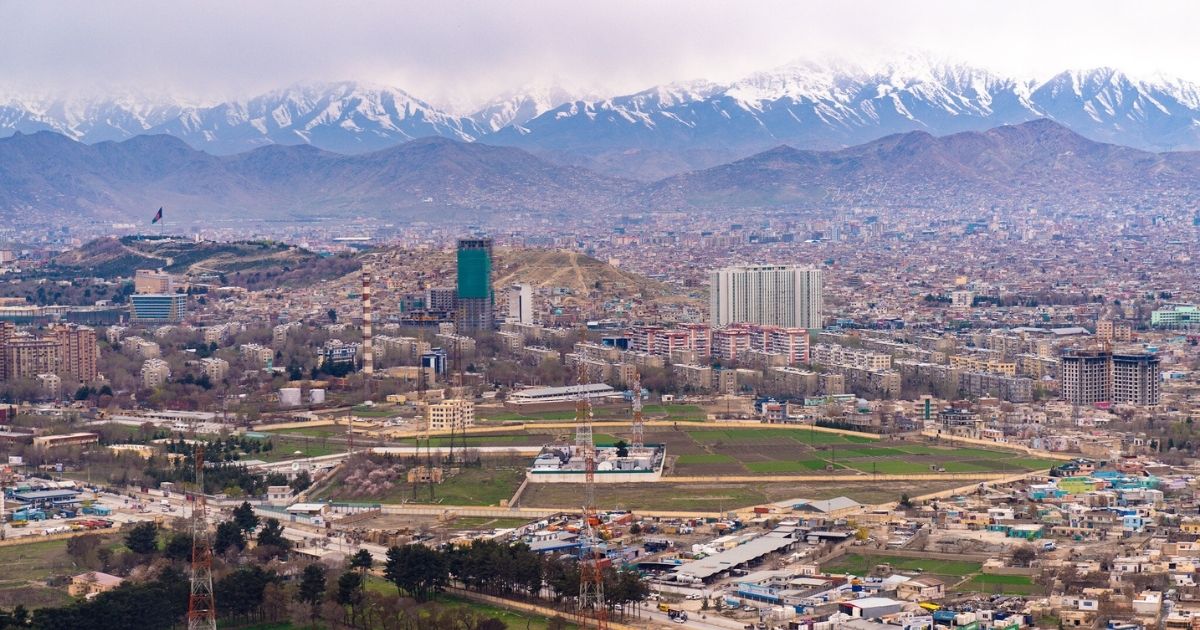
[[477, 409, 580, 422], [789, 431, 876, 445], [676, 453, 737, 465], [934, 447, 1013, 459], [450, 517, 532, 530], [833, 447, 909, 458], [254, 435, 340, 462], [363, 578, 576, 629], [316, 465, 525, 506], [959, 574, 1040, 595], [264, 426, 339, 438], [940, 460, 1007, 472], [746, 460, 839, 473], [0, 534, 121, 609], [1006, 458, 1061, 470], [420, 467, 525, 506], [439, 594, 577, 630], [823, 554, 981, 578], [687, 428, 873, 445], [847, 460, 933, 474], [521, 482, 766, 512]]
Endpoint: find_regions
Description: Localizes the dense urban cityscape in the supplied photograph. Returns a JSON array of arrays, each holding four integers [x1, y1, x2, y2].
[[3, 2, 1200, 630]]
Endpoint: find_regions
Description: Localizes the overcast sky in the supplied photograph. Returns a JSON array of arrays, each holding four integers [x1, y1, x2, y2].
[[3, 0, 1199, 110]]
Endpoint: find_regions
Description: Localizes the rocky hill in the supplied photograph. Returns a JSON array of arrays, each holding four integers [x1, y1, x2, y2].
[[49, 237, 357, 288]]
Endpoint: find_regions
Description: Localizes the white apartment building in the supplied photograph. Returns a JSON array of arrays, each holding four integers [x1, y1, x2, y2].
[[710, 265, 823, 329], [809, 344, 891, 370], [199, 357, 229, 381], [141, 358, 171, 389], [426, 399, 475, 432], [507, 284, 534, 324]]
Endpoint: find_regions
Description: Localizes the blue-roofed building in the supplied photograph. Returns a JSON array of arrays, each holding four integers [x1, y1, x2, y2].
[[11, 488, 80, 509]]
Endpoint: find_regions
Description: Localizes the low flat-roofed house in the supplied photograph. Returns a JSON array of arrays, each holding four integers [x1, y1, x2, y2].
[[792, 496, 863, 517], [32, 432, 99, 449], [12, 488, 80, 509], [839, 597, 906, 619], [286, 502, 330, 524], [896, 576, 946, 601], [266, 485, 292, 505], [68, 571, 124, 598]]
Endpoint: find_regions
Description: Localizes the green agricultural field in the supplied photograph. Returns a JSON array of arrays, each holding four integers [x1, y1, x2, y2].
[[792, 430, 877, 445], [835, 447, 909, 458], [521, 481, 766, 512], [676, 453, 738, 465], [645, 404, 708, 421], [264, 425, 340, 438], [822, 554, 982, 578], [849, 460, 934, 474], [433, 426, 1051, 481], [0, 535, 125, 609], [363, 578, 576, 629], [253, 435, 340, 462], [477, 409, 581, 422], [450, 517, 534, 530], [1005, 457, 1061, 470], [959, 574, 1041, 595], [927, 446, 1015, 459], [351, 405, 397, 418], [316, 465, 525, 506], [421, 467, 526, 506], [687, 428, 872, 444], [745, 459, 841, 473]]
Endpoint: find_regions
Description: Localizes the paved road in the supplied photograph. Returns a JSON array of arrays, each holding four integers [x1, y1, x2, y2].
[[641, 607, 752, 630]]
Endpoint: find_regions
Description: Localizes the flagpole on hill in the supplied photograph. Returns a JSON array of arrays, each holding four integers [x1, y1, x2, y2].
[[151, 207, 164, 238]]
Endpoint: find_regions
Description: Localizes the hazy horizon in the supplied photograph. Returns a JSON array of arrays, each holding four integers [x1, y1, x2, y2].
[[3, 0, 1200, 112]]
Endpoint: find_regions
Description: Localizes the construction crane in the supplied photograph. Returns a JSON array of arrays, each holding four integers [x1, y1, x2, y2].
[[630, 371, 644, 451], [573, 364, 607, 629], [187, 445, 216, 630]]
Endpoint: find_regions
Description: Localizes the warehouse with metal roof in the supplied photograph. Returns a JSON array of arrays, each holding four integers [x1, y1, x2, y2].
[[670, 534, 797, 582]]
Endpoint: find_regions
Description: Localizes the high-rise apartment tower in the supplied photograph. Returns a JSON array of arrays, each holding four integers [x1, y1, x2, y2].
[[709, 265, 823, 329], [455, 238, 494, 333]]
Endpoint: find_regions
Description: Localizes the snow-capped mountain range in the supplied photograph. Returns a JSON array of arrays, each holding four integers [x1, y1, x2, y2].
[[6, 57, 1200, 177]]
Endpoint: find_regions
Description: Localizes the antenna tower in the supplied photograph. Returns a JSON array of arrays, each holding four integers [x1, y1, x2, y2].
[[417, 358, 435, 501], [630, 371, 644, 450], [447, 338, 463, 467], [187, 445, 216, 630], [361, 262, 374, 379], [574, 364, 607, 629]]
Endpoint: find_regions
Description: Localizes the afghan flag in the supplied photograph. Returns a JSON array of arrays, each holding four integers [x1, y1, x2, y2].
[[151, 207, 163, 224]]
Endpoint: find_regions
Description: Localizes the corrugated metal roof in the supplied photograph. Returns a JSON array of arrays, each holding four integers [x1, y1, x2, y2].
[[672, 535, 794, 580]]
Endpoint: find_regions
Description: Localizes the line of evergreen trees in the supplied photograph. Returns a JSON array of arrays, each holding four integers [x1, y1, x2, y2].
[[381, 539, 650, 619]]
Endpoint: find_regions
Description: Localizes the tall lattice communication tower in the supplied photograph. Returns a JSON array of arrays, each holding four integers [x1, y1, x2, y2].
[[630, 372, 644, 450], [361, 262, 374, 378], [573, 365, 607, 629], [187, 445, 216, 630]]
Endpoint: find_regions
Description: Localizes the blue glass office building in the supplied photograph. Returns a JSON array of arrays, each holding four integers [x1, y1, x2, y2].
[[130, 293, 187, 323]]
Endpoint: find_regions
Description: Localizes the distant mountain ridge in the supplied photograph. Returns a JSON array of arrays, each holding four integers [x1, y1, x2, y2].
[[7, 58, 1200, 178], [4, 119, 1200, 221], [641, 118, 1200, 208], [0, 131, 628, 220]]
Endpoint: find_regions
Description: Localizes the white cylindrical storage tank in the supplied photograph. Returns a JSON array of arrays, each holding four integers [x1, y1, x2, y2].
[[279, 387, 301, 407]]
